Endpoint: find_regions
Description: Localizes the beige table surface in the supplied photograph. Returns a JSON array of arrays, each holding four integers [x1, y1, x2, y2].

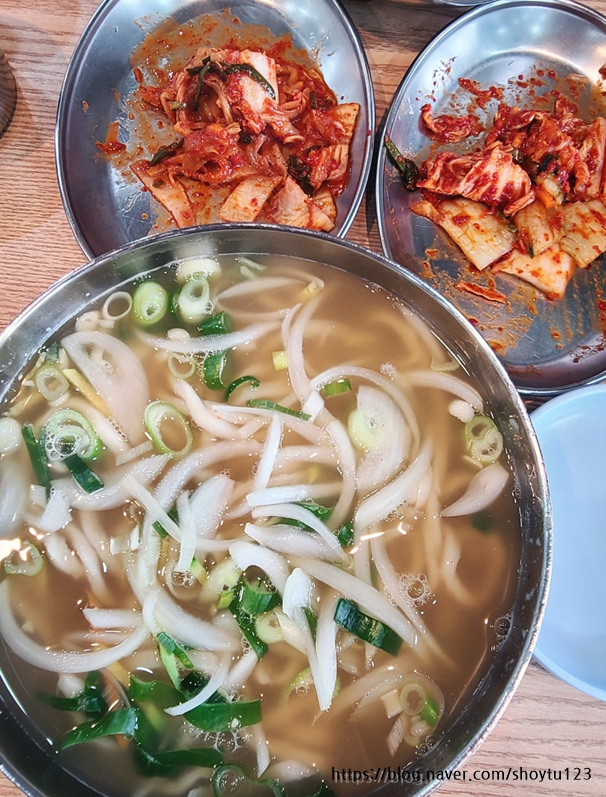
[[1, 0, 606, 795]]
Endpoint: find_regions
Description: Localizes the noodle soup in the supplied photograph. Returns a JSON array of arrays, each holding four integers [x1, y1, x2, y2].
[[0, 253, 521, 797]]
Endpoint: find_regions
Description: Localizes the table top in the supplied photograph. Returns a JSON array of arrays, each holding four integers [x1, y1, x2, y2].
[[1, 0, 606, 795]]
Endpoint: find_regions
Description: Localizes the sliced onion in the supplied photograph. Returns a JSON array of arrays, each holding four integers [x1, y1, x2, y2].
[[310, 365, 420, 454], [175, 490, 196, 573], [0, 452, 28, 537], [36, 487, 72, 533], [61, 331, 149, 443], [275, 608, 306, 654], [0, 580, 148, 673], [153, 589, 238, 652], [224, 648, 258, 689], [172, 378, 239, 439], [53, 454, 170, 511], [353, 385, 410, 494], [354, 442, 432, 531], [251, 724, 271, 777], [324, 419, 357, 530], [190, 474, 234, 538], [407, 370, 483, 413], [293, 557, 418, 649], [254, 503, 346, 561], [0, 417, 23, 455], [83, 608, 139, 629], [137, 321, 279, 355], [253, 414, 283, 491], [247, 484, 312, 507], [229, 540, 290, 593], [315, 593, 338, 711], [165, 656, 231, 716], [287, 297, 321, 403], [440, 462, 510, 517], [244, 523, 343, 562]]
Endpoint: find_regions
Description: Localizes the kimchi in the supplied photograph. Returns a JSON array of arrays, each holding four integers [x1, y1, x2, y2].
[[127, 45, 360, 232], [393, 93, 606, 300]]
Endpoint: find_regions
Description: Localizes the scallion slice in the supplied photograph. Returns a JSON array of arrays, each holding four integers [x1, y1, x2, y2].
[[61, 707, 139, 749], [224, 375, 260, 402], [254, 610, 284, 645], [136, 745, 223, 776], [45, 409, 102, 462], [4, 542, 43, 577], [465, 414, 504, 463], [21, 423, 51, 492], [322, 379, 352, 397], [34, 365, 70, 402], [246, 399, 310, 421], [199, 311, 233, 336], [175, 275, 211, 324], [335, 520, 354, 548], [63, 454, 105, 494], [238, 577, 280, 616], [132, 281, 169, 326], [144, 400, 193, 457], [203, 350, 231, 390], [272, 350, 288, 371], [39, 671, 107, 715], [334, 598, 402, 656], [185, 699, 262, 733], [157, 631, 195, 670]]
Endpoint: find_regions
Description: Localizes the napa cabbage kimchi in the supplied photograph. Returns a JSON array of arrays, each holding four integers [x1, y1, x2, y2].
[[400, 95, 606, 300], [130, 45, 360, 232]]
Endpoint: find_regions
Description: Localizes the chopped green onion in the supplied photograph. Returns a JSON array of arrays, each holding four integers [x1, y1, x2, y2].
[[212, 764, 284, 797], [246, 399, 310, 421], [39, 671, 107, 715], [334, 598, 402, 656], [185, 699, 262, 733], [303, 607, 317, 640], [175, 275, 211, 324], [34, 365, 70, 402], [190, 556, 207, 585], [153, 506, 178, 539], [465, 414, 503, 463], [223, 63, 276, 99], [217, 588, 235, 609], [144, 400, 193, 457], [45, 409, 102, 462], [421, 694, 440, 726], [203, 350, 231, 390], [224, 375, 260, 402], [199, 311, 233, 336], [44, 342, 61, 364], [230, 586, 269, 659], [61, 707, 139, 749], [322, 379, 352, 397], [286, 667, 313, 697], [128, 676, 180, 709], [384, 133, 419, 191], [157, 631, 195, 670], [280, 501, 331, 531], [136, 745, 223, 776], [472, 510, 493, 533], [21, 423, 51, 492], [238, 577, 280, 616], [254, 610, 284, 645], [4, 542, 43, 577], [64, 453, 104, 493], [272, 350, 288, 371], [335, 520, 354, 547], [132, 281, 169, 326], [149, 139, 183, 167]]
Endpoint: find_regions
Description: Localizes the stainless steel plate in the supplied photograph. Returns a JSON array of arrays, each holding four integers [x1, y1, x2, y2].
[[376, 0, 606, 401], [56, 0, 374, 259]]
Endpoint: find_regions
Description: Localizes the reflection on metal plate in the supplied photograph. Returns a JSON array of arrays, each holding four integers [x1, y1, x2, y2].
[[377, 0, 606, 400]]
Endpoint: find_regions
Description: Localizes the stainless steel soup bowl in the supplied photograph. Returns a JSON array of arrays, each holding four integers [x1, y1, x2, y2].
[[0, 225, 550, 797]]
